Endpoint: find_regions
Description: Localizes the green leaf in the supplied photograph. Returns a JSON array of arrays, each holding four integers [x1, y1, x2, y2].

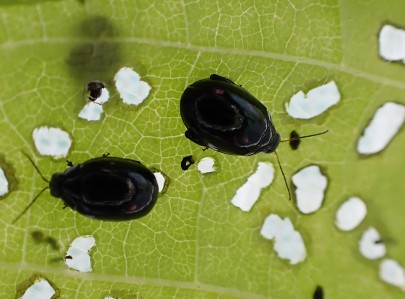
[[1, 0, 405, 298]]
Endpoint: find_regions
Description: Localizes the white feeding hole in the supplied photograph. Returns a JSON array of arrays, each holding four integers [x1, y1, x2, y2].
[[197, 157, 216, 174], [292, 165, 327, 214], [33, 126, 72, 158], [379, 25, 405, 63], [260, 214, 307, 265], [79, 87, 110, 121], [357, 102, 405, 155], [0, 167, 8, 196], [114, 67, 151, 105], [231, 162, 274, 212], [335, 197, 367, 231], [153, 172, 165, 193], [21, 279, 55, 299], [380, 259, 405, 288], [65, 236, 96, 272], [285, 81, 341, 119], [359, 227, 386, 260]]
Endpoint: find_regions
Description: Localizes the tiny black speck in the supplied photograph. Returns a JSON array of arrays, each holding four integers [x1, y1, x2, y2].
[[313, 286, 323, 299], [181, 155, 195, 170], [289, 130, 300, 150]]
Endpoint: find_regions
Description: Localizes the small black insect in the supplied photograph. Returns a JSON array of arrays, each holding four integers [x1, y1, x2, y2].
[[87, 81, 105, 102], [181, 155, 195, 170], [289, 130, 300, 150], [180, 74, 280, 156], [65, 255, 73, 260], [13, 154, 159, 223], [313, 286, 324, 299], [180, 74, 328, 198]]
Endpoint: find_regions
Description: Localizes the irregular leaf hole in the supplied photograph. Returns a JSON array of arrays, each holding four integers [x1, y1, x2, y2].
[[16, 274, 59, 299], [0, 155, 18, 199], [150, 168, 170, 194], [291, 165, 327, 214], [65, 235, 96, 272], [359, 227, 386, 260], [285, 81, 341, 119], [260, 214, 307, 265], [335, 197, 367, 231], [79, 85, 110, 122], [357, 102, 405, 155], [32, 126, 72, 159], [379, 259, 405, 289], [378, 24, 405, 63], [197, 157, 217, 174], [114, 67, 151, 105], [231, 162, 274, 212]]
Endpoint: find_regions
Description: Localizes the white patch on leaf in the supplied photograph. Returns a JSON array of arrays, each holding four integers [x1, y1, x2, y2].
[[197, 157, 216, 174], [33, 126, 72, 158], [0, 167, 8, 196], [379, 25, 405, 62], [292, 165, 327, 214], [379, 259, 405, 288], [114, 67, 151, 105], [285, 81, 340, 119], [79, 87, 110, 121], [260, 214, 307, 265], [357, 102, 405, 155], [359, 227, 386, 260], [335, 197, 367, 231], [153, 172, 165, 193], [21, 279, 55, 299], [231, 162, 274, 212], [65, 236, 96, 272]]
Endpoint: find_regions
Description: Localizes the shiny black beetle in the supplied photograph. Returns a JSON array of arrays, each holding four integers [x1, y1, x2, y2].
[[13, 155, 159, 223], [180, 74, 280, 155]]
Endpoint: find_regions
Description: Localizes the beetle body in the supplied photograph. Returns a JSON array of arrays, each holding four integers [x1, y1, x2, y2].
[[50, 157, 158, 220], [87, 81, 105, 102], [180, 74, 280, 155]]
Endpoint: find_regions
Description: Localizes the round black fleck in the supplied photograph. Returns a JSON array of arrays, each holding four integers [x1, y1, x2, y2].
[[181, 155, 195, 170]]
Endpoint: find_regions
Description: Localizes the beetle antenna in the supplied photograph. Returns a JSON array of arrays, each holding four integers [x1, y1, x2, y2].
[[274, 150, 291, 200], [12, 186, 49, 224], [280, 130, 328, 143], [21, 152, 50, 183]]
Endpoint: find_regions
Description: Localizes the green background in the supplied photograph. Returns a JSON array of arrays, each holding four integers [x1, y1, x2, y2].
[[1, 0, 405, 298]]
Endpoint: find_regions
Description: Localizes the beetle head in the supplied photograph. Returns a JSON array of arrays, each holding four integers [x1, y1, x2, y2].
[[50, 173, 64, 198]]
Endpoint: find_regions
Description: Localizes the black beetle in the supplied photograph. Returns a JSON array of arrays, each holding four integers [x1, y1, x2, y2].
[[13, 155, 159, 223], [87, 81, 105, 102], [180, 74, 280, 156]]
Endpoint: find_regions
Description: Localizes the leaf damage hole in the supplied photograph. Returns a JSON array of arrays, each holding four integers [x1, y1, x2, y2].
[[197, 157, 217, 174], [379, 24, 405, 64], [114, 67, 151, 105], [292, 165, 327, 214], [231, 162, 274, 212], [379, 259, 405, 288], [285, 81, 341, 119], [151, 169, 170, 194], [79, 83, 110, 122], [16, 274, 58, 299], [0, 155, 17, 199], [359, 227, 386, 260], [65, 235, 96, 272], [335, 197, 367, 231], [32, 126, 72, 159], [260, 214, 307, 265], [357, 102, 405, 155]]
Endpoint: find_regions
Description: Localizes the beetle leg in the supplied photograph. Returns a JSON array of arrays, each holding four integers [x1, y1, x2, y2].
[[185, 130, 207, 147], [102, 152, 110, 158], [202, 146, 209, 151], [66, 160, 74, 167]]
